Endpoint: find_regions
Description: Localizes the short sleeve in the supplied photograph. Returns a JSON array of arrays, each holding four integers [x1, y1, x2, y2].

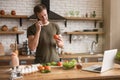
[[27, 24, 36, 38], [54, 23, 61, 35]]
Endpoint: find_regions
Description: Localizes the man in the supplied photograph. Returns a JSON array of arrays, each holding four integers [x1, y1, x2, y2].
[[27, 4, 64, 63]]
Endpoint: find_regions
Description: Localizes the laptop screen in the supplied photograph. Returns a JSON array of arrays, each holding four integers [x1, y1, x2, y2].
[[101, 49, 118, 72]]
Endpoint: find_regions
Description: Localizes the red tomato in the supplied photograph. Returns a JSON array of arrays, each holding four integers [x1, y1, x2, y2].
[[38, 66, 45, 71], [57, 62, 62, 66], [44, 66, 51, 70], [53, 35, 59, 40]]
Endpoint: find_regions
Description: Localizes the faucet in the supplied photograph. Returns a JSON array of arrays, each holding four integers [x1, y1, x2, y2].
[[90, 41, 97, 55]]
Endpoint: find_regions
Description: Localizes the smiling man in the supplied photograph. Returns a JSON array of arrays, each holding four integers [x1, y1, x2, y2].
[[27, 4, 64, 64]]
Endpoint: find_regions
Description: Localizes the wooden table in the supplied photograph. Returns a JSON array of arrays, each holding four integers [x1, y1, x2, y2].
[[0, 62, 120, 80]]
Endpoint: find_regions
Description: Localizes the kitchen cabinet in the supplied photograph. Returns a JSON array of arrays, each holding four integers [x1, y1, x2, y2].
[[0, 15, 28, 44], [64, 17, 103, 43]]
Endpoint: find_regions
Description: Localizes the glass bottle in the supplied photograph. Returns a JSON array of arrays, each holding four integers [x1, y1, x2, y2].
[[76, 56, 82, 69], [11, 52, 19, 67], [11, 41, 19, 67]]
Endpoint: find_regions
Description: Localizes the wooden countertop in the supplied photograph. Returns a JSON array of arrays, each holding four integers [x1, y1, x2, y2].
[[0, 62, 120, 80]]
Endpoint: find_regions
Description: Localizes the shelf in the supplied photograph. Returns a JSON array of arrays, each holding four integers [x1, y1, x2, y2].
[[0, 15, 28, 26], [0, 15, 28, 19], [0, 15, 27, 44], [65, 31, 104, 43], [64, 17, 103, 27], [0, 31, 24, 34], [0, 31, 24, 44], [64, 17, 103, 21], [65, 31, 104, 35]]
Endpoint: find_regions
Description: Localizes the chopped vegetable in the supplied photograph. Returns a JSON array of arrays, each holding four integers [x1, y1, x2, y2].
[[63, 59, 77, 70]]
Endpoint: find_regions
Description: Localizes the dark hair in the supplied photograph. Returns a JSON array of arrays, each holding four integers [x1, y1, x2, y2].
[[34, 4, 47, 15]]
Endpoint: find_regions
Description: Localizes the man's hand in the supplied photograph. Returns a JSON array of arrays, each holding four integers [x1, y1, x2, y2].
[[35, 21, 43, 32], [54, 35, 64, 48]]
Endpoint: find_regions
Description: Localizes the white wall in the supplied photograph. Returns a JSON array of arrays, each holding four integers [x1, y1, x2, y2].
[[0, 0, 103, 54]]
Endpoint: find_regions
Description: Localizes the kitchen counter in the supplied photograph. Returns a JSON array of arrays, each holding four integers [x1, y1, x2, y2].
[[0, 53, 103, 61], [0, 55, 35, 66], [0, 53, 103, 65], [0, 55, 35, 61], [59, 53, 103, 58], [59, 53, 103, 62], [0, 62, 120, 80]]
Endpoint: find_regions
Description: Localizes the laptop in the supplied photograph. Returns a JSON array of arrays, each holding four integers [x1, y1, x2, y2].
[[82, 49, 118, 73]]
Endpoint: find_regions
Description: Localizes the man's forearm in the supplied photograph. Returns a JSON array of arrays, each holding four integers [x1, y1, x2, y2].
[[28, 31, 40, 51]]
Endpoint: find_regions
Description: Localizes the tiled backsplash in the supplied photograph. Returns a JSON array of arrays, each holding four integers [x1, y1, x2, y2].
[[0, 0, 103, 54]]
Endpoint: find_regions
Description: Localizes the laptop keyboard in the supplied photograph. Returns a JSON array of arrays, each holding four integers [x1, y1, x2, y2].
[[94, 67, 101, 71]]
